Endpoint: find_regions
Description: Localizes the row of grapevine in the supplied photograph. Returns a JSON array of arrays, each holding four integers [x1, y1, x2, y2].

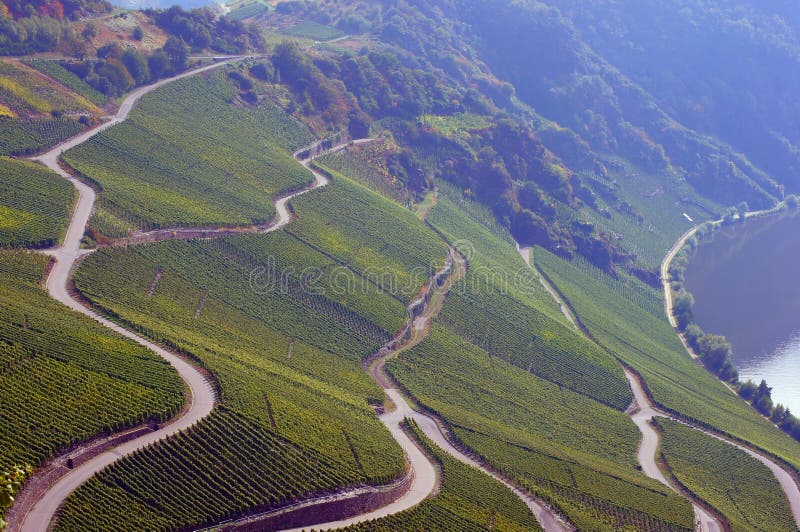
[[62, 72, 314, 232], [316, 140, 412, 204], [0, 157, 75, 248], [21, 59, 106, 106], [427, 194, 631, 408], [0, 117, 85, 156], [55, 410, 370, 532], [344, 420, 541, 531], [657, 418, 796, 531], [386, 324, 695, 530], [534, 245, 800, 471], [288, 167, 448, 304], [0, 251, 184, 472], [59, 216, 424, 527]]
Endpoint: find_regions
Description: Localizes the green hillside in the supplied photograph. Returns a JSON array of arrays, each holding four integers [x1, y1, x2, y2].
[[62, 71, 314, 233], [534, 247, 800, 469], [345, 420, 542, 531], [57, 170, 447, 529], [657, 419, 796, 532], [0, 251, 184, 472], [0, 157, 75, 248]]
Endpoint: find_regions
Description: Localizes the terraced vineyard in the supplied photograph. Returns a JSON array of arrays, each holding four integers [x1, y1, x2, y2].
[[534, 246, 800, 470], [316, 141, 412, 204], [289, 166, 447, 303], [387, 324, 693, 531], [0, 117, 86, 156], [56, 166, 447, 529], [657, 419, 796, 531], [428, 196, 631, 408], [0, 61, 99, 116], [0, 157, 75, 248], [345, 420, 542, 532], [0, 251, 184, 472], [21, 60, 106, 106], [63, 72, 315, 232], [55, 410, 370, 531]]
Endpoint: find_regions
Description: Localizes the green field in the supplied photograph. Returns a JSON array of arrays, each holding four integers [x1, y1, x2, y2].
[[657, 419, 795, 531], [428, 195, 631, 408], [534, 247, 800, 470], [289, 166, 447, 303], [56, 168, 447, 529], [63, 71, 314, 233], [387, 325, 693, 531], [378, 192, 694, 530], [282, 21, 345, 41], [21, 60, 106, 106], [0, 117, 86, 156], [345, 420, 542, 531], [0, 251, 184, 472], [0, 157, 75, 248]]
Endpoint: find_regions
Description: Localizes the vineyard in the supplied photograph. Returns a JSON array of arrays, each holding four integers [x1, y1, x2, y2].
[[386, 325, 694, 531], [656, 419, 796, 531], [0, 61, 99, 117], [0, 251, 184, 472], [282, 21, 345, 41], [0, 117, 86, 156], [316, 140, 412, 205], [576, 156, 719, 271], [59, 213, 439, 527], [534, 246, 800, 470], [21, 60, 107, 106], [55, 410, 371, 532], [0, 157, 75, 248], [62, 71, 315, 232], [427, 196, 631, 408], [344, 420, 542, 532], [287, 167, 448, 303]]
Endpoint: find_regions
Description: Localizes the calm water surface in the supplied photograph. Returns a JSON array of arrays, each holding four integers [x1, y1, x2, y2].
[[685, 212, 800, 412]]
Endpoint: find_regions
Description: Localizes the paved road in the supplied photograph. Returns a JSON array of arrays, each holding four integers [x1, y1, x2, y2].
[[12, 62, 365, 532], [624, 370, 722, 532]]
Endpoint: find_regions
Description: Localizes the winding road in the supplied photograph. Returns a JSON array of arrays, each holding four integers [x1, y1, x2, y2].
[[10, 62, 398, 532], [10, 60, 568, 531]]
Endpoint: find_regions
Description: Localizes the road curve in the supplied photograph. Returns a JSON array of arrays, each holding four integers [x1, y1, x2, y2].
[[368, 253, 572, 532], [624, 369, 723, 532], [11, 61, 360, 532], [16, 59, 246, 532]]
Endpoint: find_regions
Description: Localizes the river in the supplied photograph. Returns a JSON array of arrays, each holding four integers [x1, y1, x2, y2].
[[684, 211, 800, 413]]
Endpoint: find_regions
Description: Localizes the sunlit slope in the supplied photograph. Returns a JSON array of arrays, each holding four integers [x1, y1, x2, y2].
[[657, 419, 795, 531], [0, 251, 184, 472], [384, 194, 693, 530], [344, 420, 543, 532], [535, 247, 800, 470], [0, 157, 75, 248], [62, 72, 314, 232], [57, 173, 447, 529]]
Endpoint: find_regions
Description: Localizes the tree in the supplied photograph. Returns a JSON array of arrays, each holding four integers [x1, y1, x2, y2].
[[756, 379, 772, 400], [81, 21, 97, 42], [147, 50, 170, 79], [772, 403, 787, 424], [132, 25, 143, 40], [755, 394, 773, 416], [684, 323, 704, 351], [121, 48, 150, 85], [163, 36, 188, 71], [737, 201, 749, 221], [738, 379, 758, 401], [697, 334, 732, 373], [673, 291, 694, 330]]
